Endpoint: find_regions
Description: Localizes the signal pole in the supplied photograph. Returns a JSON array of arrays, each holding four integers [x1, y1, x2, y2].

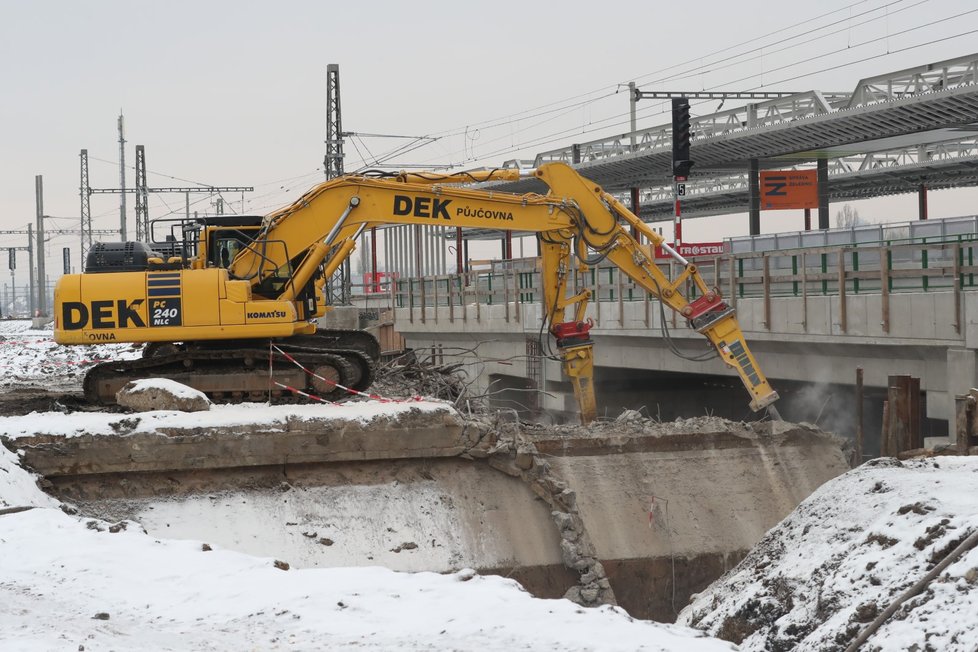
[[671, 98, 693, 248], [631, 89, 796, 239]]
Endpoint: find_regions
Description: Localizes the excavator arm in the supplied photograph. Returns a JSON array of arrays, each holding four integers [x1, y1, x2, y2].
[[533, 163, 780, 420], [223, 162, 777, 423]]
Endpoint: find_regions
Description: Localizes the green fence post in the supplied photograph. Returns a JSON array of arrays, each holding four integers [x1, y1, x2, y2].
[[968, 242, 975, 287], [738, 258, 744, 298], [821, 253, 828, 295], [887, 245, 893, 293], [922, 245, 929, 292], [792, 255, 798, 296]]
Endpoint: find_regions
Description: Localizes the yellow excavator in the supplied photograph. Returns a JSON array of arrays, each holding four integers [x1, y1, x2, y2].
[[54, 162, 779, 422]]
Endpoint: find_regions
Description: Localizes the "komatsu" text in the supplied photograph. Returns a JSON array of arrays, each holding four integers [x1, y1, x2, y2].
[[247, 310, 288, 319]]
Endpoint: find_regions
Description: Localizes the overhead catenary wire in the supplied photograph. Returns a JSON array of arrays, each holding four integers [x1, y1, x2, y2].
[[352, 0, 946, 169], [373, 4, 970, 171], [417, 19, 978, 171], [86, 3, 964, 218], [62, 2, 969, 231], [388, 0, 908, 144]]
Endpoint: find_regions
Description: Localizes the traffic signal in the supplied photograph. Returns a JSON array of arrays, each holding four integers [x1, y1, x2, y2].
[[672, 97, 694, 178], [7, 248, 14, 271], [673, 159, 694, 178]]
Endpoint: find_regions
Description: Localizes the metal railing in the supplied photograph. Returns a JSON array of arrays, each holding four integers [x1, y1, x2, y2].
[[393, 235, 978, 334]]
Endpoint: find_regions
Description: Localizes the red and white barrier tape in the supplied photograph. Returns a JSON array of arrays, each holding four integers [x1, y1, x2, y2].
[[272, 381, 335, 404], [271, 344, 421, 405], [0, 358, 102, 369]]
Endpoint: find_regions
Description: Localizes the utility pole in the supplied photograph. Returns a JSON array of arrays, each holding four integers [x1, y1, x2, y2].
[[82, 148, 252, 243], [628, 82, 641, 238], [35, 176, 47, 316], [27, 223, 35, 316], [3, 221, 115, 321], [118, 113, 127, 241], [135, 144, 149, 241], [324, 63, 344, 180], [324, 63, 351, 305], [80, 149, 92, 262]]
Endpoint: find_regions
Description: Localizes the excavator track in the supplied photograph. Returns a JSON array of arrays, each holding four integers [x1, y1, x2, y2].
[[84, 330, 379, 406]]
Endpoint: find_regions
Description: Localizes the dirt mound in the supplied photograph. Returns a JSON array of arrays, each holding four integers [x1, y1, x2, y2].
[[677, 457, 978, 652], [0, 388, 97, 417]]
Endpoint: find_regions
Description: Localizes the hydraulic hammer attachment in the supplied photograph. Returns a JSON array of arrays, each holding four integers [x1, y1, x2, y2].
[[553, 320, 598, 424], [691, 300, 780, 412]]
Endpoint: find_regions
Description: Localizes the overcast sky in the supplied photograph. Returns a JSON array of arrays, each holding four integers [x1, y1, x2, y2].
[[2, 0, 977, 276]]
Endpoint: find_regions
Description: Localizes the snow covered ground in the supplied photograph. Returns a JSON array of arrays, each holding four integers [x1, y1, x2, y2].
[[0, 320, 735, 650], [5, 319, 977, 650], [0, 436, 735, 651], [0, 319, 140, 391], [678, 456, 978, 651]]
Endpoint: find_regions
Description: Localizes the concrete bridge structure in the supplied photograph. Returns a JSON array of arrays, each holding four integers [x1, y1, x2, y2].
[[385, 216, 978, 445], [343, 52, 978, 446]]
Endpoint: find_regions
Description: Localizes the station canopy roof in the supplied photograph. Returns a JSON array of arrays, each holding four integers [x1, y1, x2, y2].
[[451, 52, 978, 239]]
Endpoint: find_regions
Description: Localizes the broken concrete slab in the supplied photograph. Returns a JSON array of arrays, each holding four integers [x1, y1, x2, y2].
[[5, 402, 467, 476], [116, 378, 212, 413]]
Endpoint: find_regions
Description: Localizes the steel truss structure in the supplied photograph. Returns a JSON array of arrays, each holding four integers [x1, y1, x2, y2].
[[478, 52, 978, 224]]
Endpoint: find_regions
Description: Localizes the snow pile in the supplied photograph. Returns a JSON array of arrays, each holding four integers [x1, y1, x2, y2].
[[124, 377, 211, 400], [0, 400, 453, 438], [678, 457, 978, 651], [0, 445, 59, 510], [0, 444, 734, 651], [0, 320, 140, 390]]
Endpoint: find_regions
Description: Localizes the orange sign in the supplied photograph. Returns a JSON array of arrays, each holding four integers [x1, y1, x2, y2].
[[760, 170, 818, 210]]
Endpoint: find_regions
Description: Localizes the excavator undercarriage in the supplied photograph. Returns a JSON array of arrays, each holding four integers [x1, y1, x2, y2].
[[83, 330, 379, 405]]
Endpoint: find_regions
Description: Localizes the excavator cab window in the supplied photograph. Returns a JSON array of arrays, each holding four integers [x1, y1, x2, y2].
[[254, 259, 292, 298], [206, 228, 256, 269], [215, 237, 245, 268]]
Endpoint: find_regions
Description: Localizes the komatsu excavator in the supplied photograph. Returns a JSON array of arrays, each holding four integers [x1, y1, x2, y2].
[[54, 162, 779, 422]]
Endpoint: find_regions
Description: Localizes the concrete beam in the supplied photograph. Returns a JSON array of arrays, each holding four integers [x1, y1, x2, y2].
[[12, 408, 467, 476]]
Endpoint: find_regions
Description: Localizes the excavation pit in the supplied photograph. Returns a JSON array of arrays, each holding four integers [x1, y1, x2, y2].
[[2, 403, 850, 621]]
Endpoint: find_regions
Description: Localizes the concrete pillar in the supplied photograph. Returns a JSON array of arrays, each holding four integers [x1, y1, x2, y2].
[[817, 159, 829, 230], [748, 159, 760, 236], [946, 348, 978, 428]]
